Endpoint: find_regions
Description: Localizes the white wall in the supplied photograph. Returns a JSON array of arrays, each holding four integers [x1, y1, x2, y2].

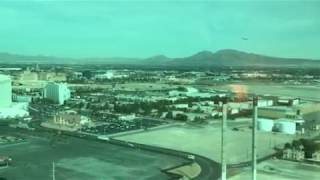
[[0, 76, 12, 107]]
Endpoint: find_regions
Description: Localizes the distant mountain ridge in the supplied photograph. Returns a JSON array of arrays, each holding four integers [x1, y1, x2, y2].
[[0, 52, 139, 65], [1, 49, 320, 68], [144, 49, 320, 67]]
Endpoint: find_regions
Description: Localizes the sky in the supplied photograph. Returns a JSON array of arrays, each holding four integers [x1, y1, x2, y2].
[[0, 0, 320, 59]]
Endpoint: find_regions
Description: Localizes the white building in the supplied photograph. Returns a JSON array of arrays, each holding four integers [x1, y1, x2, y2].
[[0, 75, 30, 120], [228, 99, 273, 111], [119, 114, 136, 121], [257, 118, 274, 132], [0, 75, 12, 107], [278, 97, 300, 106], [95, 71, 115, 79], [95, 71, 128, 80], [173, 104, 189, 109], [274, 119, 297, 135], [0, 103, 29, 119], [44, 82, 71, 105]]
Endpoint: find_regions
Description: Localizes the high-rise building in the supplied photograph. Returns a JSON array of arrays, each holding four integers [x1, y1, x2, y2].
[[0, 75, 12, 107], [44, 82, 71, 105]]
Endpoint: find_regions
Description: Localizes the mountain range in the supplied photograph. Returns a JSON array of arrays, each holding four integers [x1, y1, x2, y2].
[[1, 49, 320, 68]]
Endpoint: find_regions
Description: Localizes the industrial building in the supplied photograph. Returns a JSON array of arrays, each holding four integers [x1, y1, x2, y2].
[[274, 119, 297, 135], [228, 99, 273, 111], [257, 118, 274, 132], [277, 97, 300, 106], [258, 106, 299, 119], [0, 74, 12, 107], [44, 82, 71, 105], [294, 102, 320, 115], [257, 117, 304, 135], [258, 102, 320, 120]]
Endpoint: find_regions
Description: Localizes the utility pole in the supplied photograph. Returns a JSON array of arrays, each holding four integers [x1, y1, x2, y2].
[[252, 96, 258, 180], [52, 161, 56, 180], [221, 102, 227, 180]]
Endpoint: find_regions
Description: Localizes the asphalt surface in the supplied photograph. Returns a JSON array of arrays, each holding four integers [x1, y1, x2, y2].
[[0, 126, 222, 180], [194, 154, 221, 180], [82, 118, 166, 135], [0, 127, 188, 180]]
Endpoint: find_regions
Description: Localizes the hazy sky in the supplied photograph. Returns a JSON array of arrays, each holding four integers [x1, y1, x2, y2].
[[0, 0, 320, 59]]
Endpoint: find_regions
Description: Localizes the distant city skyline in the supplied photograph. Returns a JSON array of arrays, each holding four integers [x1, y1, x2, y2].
[[0, 0, 320, 59]]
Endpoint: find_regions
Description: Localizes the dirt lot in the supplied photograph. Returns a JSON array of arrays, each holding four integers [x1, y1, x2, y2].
[[117, 124, 296, 164], [230, 159, 320, 180]]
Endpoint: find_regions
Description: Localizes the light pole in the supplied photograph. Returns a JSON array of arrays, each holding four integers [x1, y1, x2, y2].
[[221, 102, 227, 180], [52, 161, 56, 180], [252, 96, 258, 180]]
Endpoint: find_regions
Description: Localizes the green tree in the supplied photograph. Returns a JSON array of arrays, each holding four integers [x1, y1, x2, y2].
[[300, 139, 320, 158], [166, 111, 173, 119], [175, 113, 188, 121], [284, 143, 292, 149]]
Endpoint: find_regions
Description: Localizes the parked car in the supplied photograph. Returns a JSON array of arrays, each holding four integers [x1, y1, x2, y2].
[[0, 156, 12, 167]]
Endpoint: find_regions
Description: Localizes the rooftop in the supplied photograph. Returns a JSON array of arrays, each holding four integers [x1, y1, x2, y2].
[[0, 74, 11, 81], [258, 106, 293, 111]]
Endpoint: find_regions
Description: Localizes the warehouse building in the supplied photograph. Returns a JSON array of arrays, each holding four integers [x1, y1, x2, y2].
[[257, 117, 304, 135]]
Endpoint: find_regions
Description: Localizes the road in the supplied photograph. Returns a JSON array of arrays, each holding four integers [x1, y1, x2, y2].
[[105, 138, 221, 180]]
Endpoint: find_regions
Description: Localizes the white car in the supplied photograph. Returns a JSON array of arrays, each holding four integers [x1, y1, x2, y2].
[[187, 154, 195, 160]]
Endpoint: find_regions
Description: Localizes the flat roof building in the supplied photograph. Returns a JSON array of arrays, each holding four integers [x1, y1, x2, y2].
[[258, 106, 298, 119], [44, 82, 71, 105]]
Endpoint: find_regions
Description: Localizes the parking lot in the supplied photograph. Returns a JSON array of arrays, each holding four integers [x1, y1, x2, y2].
[[117, 124, 295, 164], [81, 118, 167, 135]]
